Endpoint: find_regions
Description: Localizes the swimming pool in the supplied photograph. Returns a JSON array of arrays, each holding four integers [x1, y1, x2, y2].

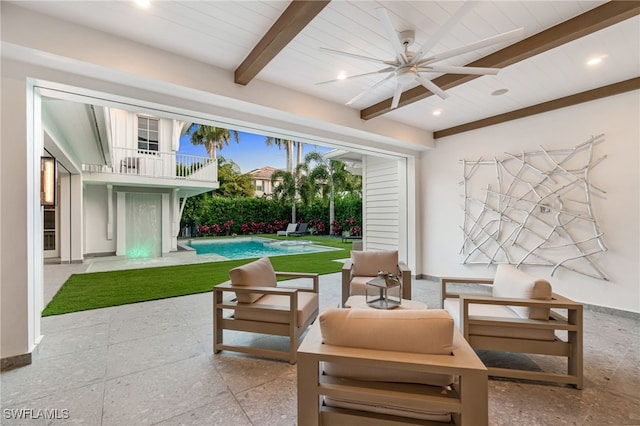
[[185, 237, 336, 260]]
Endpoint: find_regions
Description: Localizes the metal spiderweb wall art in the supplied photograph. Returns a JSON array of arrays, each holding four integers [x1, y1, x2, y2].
[[460, 134, 608, 280]]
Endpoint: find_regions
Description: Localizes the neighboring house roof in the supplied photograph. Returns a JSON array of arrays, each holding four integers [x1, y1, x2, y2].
[[249, 166, 280, 180]]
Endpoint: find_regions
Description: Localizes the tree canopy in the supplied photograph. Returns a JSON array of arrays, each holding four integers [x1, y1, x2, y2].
[[188, 124, 239, 159], [217, 156, 254, 198]]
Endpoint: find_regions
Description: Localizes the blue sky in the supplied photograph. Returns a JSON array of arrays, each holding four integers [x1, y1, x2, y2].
[[177, 130, 331, 173]]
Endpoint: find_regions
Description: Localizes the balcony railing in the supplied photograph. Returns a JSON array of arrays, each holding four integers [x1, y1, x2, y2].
[[82, 147, 217, 183]]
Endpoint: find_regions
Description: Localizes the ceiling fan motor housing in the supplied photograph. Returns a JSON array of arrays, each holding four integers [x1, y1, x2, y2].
[[399, 30, 415, 47]]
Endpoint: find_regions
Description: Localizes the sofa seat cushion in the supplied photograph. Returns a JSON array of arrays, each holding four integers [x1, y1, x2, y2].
[[444, 298, 555, 341], [351, 250, 398, 276], [229, 257, 277, 303], [234, 291, 318, 327], [320, 308, 455, 387], [492, 264, 552, 320], [348, 276, 371, 296], [323, 395, 451, 423]]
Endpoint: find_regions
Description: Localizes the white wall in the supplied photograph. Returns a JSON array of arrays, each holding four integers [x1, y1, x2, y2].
[[420, 91, 640, 313], [363, 156, 401, 251], [84, 184, 116, 255]]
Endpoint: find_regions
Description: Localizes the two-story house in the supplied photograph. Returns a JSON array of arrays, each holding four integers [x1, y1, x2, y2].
[[43, 99, 218, 263], [248, 166, 281, 197]]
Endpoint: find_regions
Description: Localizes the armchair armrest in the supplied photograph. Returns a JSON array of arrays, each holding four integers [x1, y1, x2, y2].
[[341, 260, 354, 307], [398, 261, 412, 300], [440, 276, 494, 308], [275, 271, 319, 293]]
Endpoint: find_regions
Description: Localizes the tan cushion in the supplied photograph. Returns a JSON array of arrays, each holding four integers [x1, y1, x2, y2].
[[234, 292, 318, 327], [444, 298, 555, 341], [320, 308, 453, 354], [323, 395, 451, 423], [228, 257, 277, 303], [351, 250, 398, 277], [492, 264, 552, 319], [320, 308, 455, 387], [348, 276, 370, 296]]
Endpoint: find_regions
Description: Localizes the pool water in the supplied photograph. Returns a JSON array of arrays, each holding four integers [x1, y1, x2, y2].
[[185, 237, 335, 260]]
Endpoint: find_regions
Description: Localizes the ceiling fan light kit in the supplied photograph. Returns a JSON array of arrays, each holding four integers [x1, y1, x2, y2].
[[320, 5, 524, 110]]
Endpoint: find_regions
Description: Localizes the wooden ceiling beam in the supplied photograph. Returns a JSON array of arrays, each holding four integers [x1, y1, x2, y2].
[[361, 1, 640, 120], [235, 0, 330, 86], [434, 77, 640, 139]]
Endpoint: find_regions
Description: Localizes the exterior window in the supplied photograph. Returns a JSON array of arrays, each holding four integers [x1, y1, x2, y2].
[[138, 116, 159, 153], [256, 183, 263, 191], [43, 207, 56, 250]]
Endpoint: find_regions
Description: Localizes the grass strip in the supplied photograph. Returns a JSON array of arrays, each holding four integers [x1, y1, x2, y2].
[[43, 235, 351, 316]]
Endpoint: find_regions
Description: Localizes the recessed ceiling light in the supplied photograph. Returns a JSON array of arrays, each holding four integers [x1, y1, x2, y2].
[[432, 109, 442, 116], [587, 55, 607, 66], [336, 71, 347, 80], [134, 0, 150, 8], [491, 88, 509, 96]]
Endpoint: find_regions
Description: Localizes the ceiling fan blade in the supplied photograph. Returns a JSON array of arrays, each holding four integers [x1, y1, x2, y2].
[[375, 8, 408, 64], [391, 81, 404, 109], [346, 73, 395, 105], [320, 47, 395, 66], [421, 27, 524, 65], [316, 67, 395, 85], [421, 65, 501, 75], [412, 1, 476, 64], [415, 74, 449, 100]]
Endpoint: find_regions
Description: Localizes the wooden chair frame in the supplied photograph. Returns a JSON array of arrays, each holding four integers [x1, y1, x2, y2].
[[297, 321, 488, 426], [213, 271, 319, 364], [341, 260, 412, 307], [441, 277, 583, 389]]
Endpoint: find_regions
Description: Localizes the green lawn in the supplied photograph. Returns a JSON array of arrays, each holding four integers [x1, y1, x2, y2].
[[43, 235, 351, 316]]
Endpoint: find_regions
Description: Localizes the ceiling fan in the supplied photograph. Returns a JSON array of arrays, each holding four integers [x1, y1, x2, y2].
[[318, 4, 524, 109]]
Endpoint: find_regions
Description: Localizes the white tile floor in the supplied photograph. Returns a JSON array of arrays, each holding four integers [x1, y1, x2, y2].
[[1, 263, 639, 425]]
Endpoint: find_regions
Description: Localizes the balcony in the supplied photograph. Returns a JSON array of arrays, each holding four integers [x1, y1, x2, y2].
[[82, 147, 218, 186]]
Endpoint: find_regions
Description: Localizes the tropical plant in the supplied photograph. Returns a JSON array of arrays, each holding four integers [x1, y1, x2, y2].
[[271, 163, 310, 223], [304, 151, 350, 235], [187, 124, 239, 159], [216, 156, 254, 198]]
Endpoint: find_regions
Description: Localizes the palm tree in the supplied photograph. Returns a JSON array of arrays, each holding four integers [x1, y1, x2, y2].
[[305, 152, 349, 235], [265, 137, 295, 173], [271, 163, 309, 223], [188, 124, 239, 159]]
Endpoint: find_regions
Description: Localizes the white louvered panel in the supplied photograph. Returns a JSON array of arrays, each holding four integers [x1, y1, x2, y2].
[[364, 156, 400, 251]]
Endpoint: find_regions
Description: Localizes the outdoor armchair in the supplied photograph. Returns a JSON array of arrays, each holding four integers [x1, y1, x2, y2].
[[441, 264, 583, 389], [341, 249, 411, 307], [297, 308, 488, 425], [213, 257, 319, 364]]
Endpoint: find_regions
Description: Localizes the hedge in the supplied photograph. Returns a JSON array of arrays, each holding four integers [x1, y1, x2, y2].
[[181, 194, 362, 235]]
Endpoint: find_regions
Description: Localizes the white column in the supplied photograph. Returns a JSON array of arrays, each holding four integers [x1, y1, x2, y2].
[[170, 188, 178, 252], [59, 173, 71, 263], [106, 184, 113, 240], [70, 174, 84, 263], [162, 193, 170, 254], [1, 69, 40, 362]]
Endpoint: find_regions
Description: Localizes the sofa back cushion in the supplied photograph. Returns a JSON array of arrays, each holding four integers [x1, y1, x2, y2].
[[319, 308, 455, 387], [228, 257, 277, 303], [351, 250, 398, 276], [492, 264, 552, 320]]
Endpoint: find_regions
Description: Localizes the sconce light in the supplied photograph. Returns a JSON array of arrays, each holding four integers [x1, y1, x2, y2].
[[40, 156, 57, 206]]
